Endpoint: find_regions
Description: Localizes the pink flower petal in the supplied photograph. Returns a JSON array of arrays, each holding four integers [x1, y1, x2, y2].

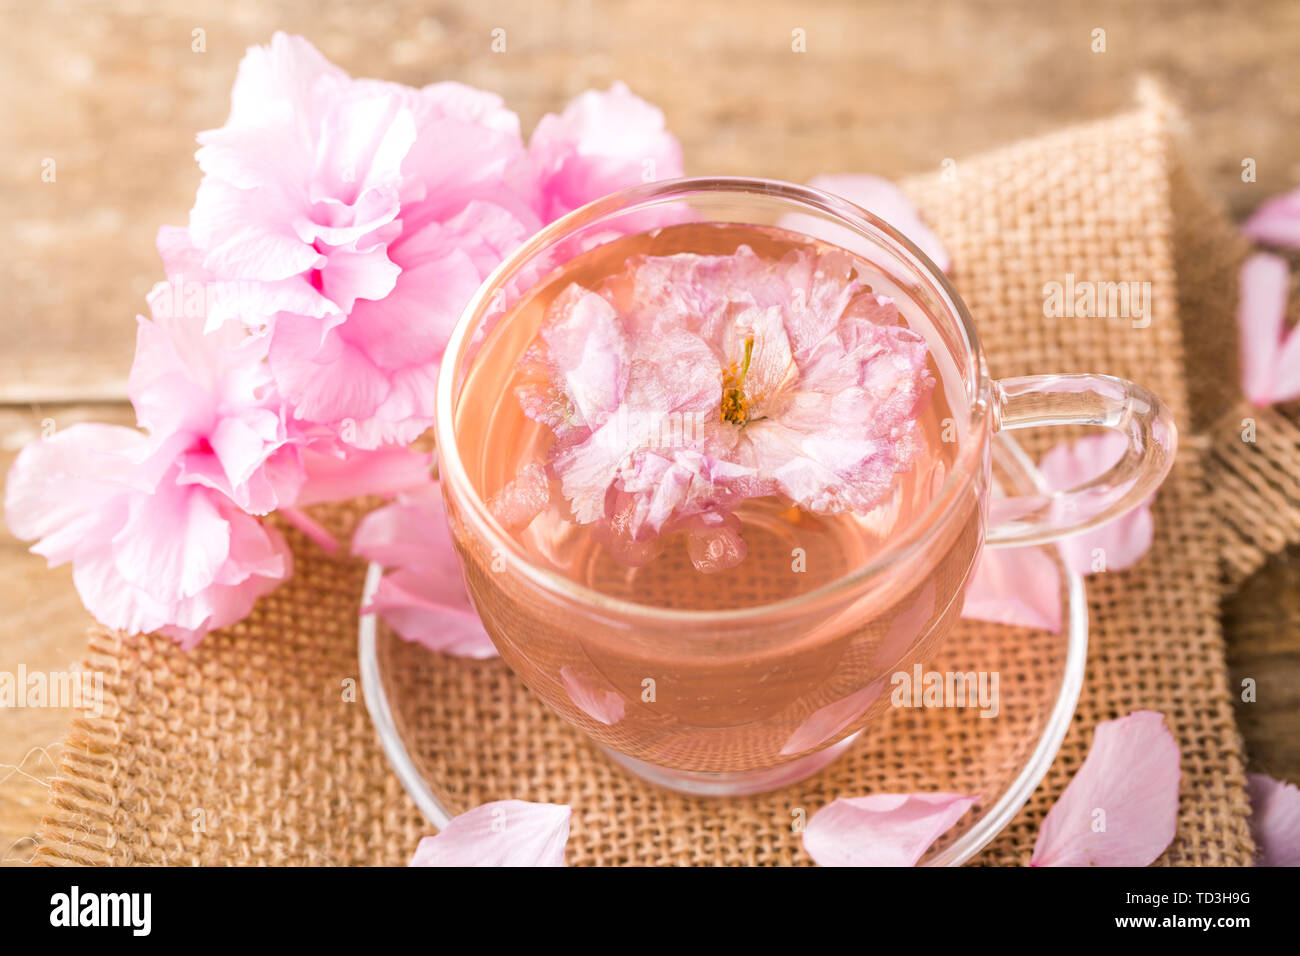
[[1237, 252, 1300, 406], [560, 666, 625, 726], [803, 792, 979, 866], [288, 439, 432, 506], [487, 463, 551, 531], [112, 475, 231, 603], [961, 546, 1061, 632], [1242, 188, 1300, 248], [1038, 433, 1155, 575], [517, 246, 934, 566], [528, 82, 683, 222], [353, 482, 496, 658], [4, 424, 152, 564], [1246, 774, 1300, 867], [780, 678, 887, 756], [808, 174, 952, 273], [5, 422, 291, 647], [409, 800, 571, 867], [279, 506, 340, 554], [169, 33, 545, 445], [159, 509, 291, 649], [366, 570, 495, 659], [1031, 710, 1180, 867]]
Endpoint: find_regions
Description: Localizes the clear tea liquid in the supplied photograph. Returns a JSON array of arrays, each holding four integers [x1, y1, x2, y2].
[[448, 221, 983, 775]]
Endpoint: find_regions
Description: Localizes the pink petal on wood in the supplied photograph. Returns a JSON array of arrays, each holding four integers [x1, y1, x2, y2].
[[961, 545, 1061, 632], [409, 800, 571, 867], [1246, 774, 1300, 867], [1237, 252, 1300, 406], [1242, 188, 1300, 248], [1031, 710, 1180, 867], [803, 792, 979, 866]]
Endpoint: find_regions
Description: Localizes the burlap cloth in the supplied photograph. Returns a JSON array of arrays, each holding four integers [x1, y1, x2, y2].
[[34, 84, 1271, 866]]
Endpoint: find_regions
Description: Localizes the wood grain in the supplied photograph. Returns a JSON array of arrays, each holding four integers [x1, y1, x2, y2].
[[2, 0, 1298, 861]]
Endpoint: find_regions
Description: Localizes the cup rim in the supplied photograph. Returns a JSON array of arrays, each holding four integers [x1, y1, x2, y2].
[[434, 175, 993, 624]]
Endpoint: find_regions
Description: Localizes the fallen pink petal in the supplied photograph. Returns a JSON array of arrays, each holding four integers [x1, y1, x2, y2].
[[1038, 433, 1155, 575], [961, 545, 1062, 632], [409, 800, 572, 867], [1031, 710, 1180, 867], [1236, 252, 1300, 406], [353, 482, 496, 658], [1242, 187, 1300, 249], [1246, 774, 1300, 867], [560, 666, 626, 726], [802, 792, 979, 866]]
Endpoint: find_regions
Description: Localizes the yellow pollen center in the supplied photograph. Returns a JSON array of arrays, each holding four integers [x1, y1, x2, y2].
[[720, 337, 755, 425]]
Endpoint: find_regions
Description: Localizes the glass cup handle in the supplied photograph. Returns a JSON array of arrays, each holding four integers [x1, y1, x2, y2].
[[985, 373, 1178, 548]]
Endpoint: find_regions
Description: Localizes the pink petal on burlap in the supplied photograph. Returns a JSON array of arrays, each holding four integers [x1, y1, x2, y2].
[[560, 666, 625, 726], [366, 569, 496, 659], [780, 678, 887, 756], [409, 800, 572, 867], [354, 484, 496, 659], [1246, 773, 1300, 867], [1038, 433, 1154, 575], [802, 793, 979, 866], [1031, 710, 1180, 867], [961, 545, 1061, 632]]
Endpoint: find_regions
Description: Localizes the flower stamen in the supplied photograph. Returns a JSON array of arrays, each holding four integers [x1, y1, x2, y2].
[[720, 336, 754, 425]]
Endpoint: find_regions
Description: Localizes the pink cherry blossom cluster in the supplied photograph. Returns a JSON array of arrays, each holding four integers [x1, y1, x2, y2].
[[4, 33, 682, 648]]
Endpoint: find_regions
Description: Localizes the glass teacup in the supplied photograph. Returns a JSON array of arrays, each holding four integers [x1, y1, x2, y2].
[[433, 178, 1175, 796]]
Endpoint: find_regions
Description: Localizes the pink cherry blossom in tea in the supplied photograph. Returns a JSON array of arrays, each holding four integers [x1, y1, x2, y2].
[[515, 244, 936, 571]]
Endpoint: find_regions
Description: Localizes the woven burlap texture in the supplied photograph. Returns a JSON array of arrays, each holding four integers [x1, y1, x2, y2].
[[34, 85, 1257, 866]]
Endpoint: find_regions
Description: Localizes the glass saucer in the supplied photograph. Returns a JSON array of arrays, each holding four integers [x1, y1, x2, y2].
[[360, 432, 1087, 865]]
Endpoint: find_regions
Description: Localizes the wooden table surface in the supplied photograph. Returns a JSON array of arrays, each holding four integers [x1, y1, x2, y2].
[[3, 0, 1298, 863]]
